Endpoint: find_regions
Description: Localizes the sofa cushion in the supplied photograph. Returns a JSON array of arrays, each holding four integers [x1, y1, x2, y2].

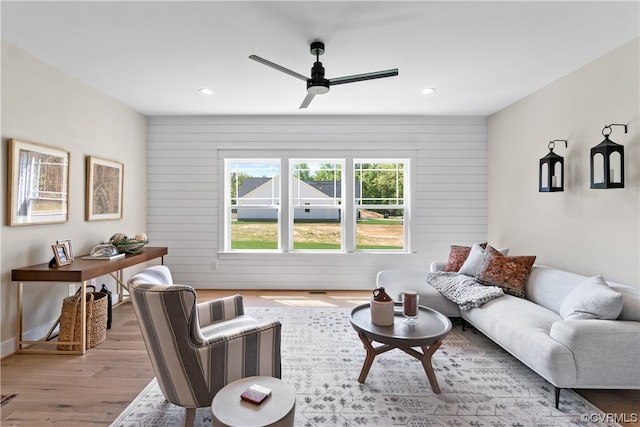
[[477, 247, 536, 298], [609, 282, 640, 321], [461, 296, 577, 387], [559, 275, 623, 320], [524, 266, 586, 313]]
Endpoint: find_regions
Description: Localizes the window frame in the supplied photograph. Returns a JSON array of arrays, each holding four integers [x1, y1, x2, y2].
[[289, 159, 345, 252], [353, 159, 410, 252], [223, 156, 411, 254]]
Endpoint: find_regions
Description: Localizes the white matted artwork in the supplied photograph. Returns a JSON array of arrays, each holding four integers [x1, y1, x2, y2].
[[7, 138, 70, 226], [86, 156, 124, 221]]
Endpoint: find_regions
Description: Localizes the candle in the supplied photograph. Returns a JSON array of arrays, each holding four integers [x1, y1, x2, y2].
[[551, 176, 558, 188], [610, 168, 617, 183], [403, 291, 418, 317]]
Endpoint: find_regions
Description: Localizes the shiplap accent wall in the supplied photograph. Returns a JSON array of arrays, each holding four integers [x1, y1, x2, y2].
[[147, 115, 487, 290]]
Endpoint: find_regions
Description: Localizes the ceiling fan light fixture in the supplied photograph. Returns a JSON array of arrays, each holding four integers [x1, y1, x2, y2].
[[308, 86, 330, 95]]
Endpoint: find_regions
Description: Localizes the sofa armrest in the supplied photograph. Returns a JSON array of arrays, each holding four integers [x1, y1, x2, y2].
[[550, 319, 640, 387], [197, 294, 245, 326], [430, 261, 446, 272]]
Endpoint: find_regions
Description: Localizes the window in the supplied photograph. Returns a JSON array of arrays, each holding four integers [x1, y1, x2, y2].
[[224, 158, 409, 253], [291, 161, 344, 251], [226, 160, 280, 250], [354, 161, 407, 251]]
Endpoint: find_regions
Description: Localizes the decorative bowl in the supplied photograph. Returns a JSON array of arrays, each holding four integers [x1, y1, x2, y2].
[[113, 240, 148, 254]]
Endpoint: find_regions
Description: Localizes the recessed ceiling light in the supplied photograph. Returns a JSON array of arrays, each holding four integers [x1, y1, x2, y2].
[[421, 87, 436, 95], [199, 88, 214, 95]]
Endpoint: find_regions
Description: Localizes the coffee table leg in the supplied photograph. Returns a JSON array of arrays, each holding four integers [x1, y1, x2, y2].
[[420, 339, 442, 394], [356, 332, 376, 383]]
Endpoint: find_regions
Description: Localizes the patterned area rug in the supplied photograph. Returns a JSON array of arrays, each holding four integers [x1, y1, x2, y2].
[[111, 307, 615, 426]]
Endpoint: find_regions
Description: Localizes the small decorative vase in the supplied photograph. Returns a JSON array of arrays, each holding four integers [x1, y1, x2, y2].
[[371, 287, 395, 326]]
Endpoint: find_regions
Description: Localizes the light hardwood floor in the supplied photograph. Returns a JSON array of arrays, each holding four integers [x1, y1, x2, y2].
[[2, 290, 638, 426]]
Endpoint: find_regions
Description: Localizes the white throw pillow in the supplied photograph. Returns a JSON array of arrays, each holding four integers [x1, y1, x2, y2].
[[559, 275, 624, 320], [458, 244, 508, 277]]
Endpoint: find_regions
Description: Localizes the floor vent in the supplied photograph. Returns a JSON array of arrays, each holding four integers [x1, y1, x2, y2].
[[309, 291, 327, 294]]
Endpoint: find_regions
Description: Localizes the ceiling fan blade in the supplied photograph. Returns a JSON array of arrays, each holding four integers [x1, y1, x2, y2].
[[249, 55, 308, 82], [299, 92, 315, 109], [329, 68, 398, 86]]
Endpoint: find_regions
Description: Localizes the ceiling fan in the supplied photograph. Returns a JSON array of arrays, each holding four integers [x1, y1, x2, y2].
[[249, 41, 399, 109]]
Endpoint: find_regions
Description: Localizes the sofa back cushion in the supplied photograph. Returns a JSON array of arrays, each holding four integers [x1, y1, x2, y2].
[[525, 266, 589, 313], [609, 282, 640, 321], [526, 266, 640, 321]]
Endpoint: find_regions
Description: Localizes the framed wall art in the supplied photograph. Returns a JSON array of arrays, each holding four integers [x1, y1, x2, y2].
[[7, 138, 70, 226], [86, 156, 124, 221]]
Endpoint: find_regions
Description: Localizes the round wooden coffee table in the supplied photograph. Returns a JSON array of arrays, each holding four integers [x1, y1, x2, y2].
[[349, 302, 452, 393], [211, 376, 295, 427]]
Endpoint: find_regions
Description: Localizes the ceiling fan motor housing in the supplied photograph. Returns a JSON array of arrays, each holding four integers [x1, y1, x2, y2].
[[307, 61, 330, 94]]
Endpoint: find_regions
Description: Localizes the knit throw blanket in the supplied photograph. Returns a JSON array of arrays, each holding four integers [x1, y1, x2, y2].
[[427, 272, 504, 310]]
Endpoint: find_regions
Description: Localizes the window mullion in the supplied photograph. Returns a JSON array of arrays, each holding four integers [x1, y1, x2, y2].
[[344, 158, 354, 253], [281, 158, 290, 252]]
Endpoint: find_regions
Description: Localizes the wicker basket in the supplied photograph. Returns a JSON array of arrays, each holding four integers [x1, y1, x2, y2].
[[57, 287, 108, 351]]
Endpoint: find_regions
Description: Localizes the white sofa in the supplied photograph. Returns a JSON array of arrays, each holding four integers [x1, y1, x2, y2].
[[377, 263, 640, 408]]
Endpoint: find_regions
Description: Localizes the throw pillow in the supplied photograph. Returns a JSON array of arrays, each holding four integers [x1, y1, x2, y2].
[[477, 247, 536, 298], [444, 245, 473, 272], [458, 243, 508, 277], [559, 275, 623, 320]]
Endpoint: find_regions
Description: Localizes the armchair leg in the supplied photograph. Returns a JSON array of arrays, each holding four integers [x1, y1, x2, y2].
[[554, 387, 561, 409], [183, 407, 196, 427]]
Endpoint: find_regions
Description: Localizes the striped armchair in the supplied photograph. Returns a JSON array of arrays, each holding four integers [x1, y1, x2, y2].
[[127, 266, 282, 427]]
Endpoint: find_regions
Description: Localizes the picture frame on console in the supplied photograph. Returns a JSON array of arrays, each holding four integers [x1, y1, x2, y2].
[[86, 156, 124, 221], [7, 138, 70, 226], [51, 243, 72, 267], [57, 239, 74, 261]]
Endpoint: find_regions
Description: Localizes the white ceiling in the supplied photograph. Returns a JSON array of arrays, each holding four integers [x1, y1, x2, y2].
[[1, 1, 638, 116]]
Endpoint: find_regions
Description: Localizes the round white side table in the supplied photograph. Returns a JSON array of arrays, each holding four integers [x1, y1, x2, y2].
[[211, 376, 295, 427]]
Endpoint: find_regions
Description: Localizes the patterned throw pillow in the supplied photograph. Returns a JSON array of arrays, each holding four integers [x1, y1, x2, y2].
[[444, 246, 472, 272], [477, 246, 536, 298], [444, 243, 488, 272]]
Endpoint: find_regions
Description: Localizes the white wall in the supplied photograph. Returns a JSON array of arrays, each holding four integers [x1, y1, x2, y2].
[[1, 41, 148, 357], [488, 37, 639, 286], [148, 115, 488, 290]]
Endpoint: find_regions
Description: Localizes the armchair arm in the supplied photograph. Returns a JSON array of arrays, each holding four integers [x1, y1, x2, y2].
[[197, 294, 244, 327], [199, 320, 282, 380]]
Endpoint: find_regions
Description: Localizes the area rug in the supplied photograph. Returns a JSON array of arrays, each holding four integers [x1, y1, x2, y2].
[[111, 307, 617, 427]]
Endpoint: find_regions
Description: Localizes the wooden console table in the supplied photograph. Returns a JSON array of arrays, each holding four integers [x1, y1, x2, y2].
[[12, 246, 168, 355]]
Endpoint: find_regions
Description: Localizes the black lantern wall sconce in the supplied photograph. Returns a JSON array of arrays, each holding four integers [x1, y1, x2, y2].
[[539, 139, 567, 192], [590, 124, 627, 189]]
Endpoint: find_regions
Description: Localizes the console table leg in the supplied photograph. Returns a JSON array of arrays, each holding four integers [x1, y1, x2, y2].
[[420, 339, 442, 394], [16, 282, 23, 352]]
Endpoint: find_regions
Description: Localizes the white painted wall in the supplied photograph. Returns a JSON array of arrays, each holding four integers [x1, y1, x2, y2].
[[1, 41, 148, 357], [148, 115, 488, 290], [488, 37, 639, 286]]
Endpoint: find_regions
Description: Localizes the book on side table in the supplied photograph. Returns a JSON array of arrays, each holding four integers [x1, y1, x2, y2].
[[240, 384, 272, 405]]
